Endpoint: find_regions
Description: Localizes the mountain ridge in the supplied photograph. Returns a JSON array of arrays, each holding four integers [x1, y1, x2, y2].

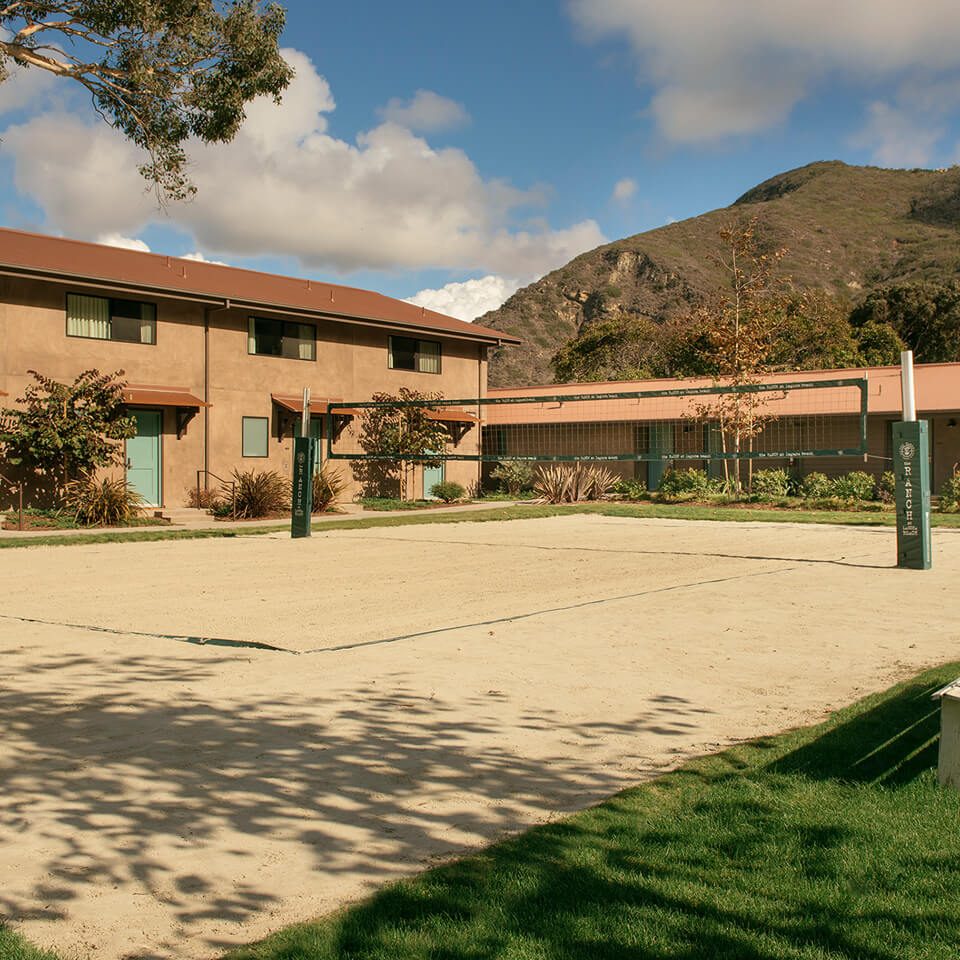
[[482, 161, 960, 386]]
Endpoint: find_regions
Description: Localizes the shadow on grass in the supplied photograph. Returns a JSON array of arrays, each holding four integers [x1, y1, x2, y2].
[[227, 665, 960, 960], [769, 677, 944, 786]]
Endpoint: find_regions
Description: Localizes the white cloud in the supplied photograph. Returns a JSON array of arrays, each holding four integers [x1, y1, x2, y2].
[[182, 251, 229, 266], [377, 90, 469, 132], [612, 177, 637, 204], [0, 63, 57, 116], [405, 275, 521, 322], [96, 233, 151, 252], [851, 101, 944, 168], [1, 49, 603, 279], [567, 0, 960, 143]]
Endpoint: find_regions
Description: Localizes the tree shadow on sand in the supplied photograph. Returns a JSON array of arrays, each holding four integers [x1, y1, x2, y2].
[[0, 641, 715, 955]]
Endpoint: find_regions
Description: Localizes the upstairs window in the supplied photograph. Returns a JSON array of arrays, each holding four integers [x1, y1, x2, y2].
[[67, 293, 156, 344], [388, 335, 441, 374], [248, 317, 315, 361]]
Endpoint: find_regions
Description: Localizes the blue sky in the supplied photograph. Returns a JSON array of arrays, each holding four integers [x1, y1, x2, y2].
[[3, 0, 960, 320]]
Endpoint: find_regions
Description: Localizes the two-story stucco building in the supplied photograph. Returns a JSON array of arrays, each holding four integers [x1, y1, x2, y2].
[[0, 228, 520, 507]]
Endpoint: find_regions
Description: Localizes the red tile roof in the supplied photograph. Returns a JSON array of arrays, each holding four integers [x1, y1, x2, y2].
[[0, 227, 521, 346]]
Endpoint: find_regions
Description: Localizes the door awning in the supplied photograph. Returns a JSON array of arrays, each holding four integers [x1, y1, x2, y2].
[[271, 394, 361, 417], [425, 407, 479, 445], [123, 384, 209, 408], [424, 409, 480, 423]]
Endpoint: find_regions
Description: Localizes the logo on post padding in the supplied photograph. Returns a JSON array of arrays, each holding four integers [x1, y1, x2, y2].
[[898, 441, 916, 460]]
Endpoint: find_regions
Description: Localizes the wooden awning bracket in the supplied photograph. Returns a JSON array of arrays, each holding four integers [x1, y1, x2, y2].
[[176, 407, 197, 439], [446, 420, 474, 445], [331, 413, 353, 442]]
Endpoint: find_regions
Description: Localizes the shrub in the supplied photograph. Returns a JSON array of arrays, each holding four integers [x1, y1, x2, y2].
[[312, 463, 346, 513], [657, 468, 721, 498], [611, 477, 647, 500], [489, 460, 535, 495], [63, 472, 146, 526], [801, 472, 833, 499], [225, 468, 290, 519], [938, 464, 960, 513], [831, 471, 876, 501], [430, 480, 466, 502], [752, 469, 790, 498], [211, 499, 236, 519], [186, 485, 221, 509], [533, 463, 617, 503], [876, 471, 896, 504]]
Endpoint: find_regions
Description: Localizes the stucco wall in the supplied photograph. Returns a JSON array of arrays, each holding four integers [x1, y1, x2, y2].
[[0, 277, 487, 508]]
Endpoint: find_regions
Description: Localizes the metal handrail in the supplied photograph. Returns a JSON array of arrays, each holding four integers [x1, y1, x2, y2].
[[195, 469, 236, 520]]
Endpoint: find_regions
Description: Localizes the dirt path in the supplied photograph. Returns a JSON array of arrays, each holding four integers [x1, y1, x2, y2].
[[1, 515, 958, 959]]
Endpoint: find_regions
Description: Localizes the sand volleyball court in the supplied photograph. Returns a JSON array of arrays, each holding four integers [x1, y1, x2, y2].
[[2, 514, 958, 959]]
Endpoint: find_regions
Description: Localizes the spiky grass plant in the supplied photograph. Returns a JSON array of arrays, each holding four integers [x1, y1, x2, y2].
[[312, 463, 346, 513], [225, 469, 290, 519], [63, 472, 146, 526], [533, 463, 617, 503]]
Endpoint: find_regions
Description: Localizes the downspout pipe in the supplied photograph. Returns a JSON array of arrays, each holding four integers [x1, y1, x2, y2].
[[202, 299, 231, 488]]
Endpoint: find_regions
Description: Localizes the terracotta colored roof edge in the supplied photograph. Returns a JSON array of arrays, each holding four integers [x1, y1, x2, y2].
[[487, 360, 960, 394], [0, 227, 523, 346], [122, 385, 208, 407]]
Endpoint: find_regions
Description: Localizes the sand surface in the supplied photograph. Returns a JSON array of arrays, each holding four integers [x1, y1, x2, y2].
[[1, 515, 958, 959]]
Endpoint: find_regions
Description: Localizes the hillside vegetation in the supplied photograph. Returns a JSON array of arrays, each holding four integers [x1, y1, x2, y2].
[[482, 161, 960, 386]]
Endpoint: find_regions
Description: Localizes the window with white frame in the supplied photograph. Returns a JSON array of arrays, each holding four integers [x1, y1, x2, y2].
[[242, 417, 269, 457], [66, 293, 156, 344], [388, 335, 441, 373], [248, 317, 316, 360]]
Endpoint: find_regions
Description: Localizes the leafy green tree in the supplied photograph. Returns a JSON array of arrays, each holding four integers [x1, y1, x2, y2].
[[0, 1, 293, 201], [0, 368, 135, 500], [766, 291, 862, 370], [352, 388, 450, 500], [551, 315, 670, 383], [853, 319, 907, 367], [849, 280, 960, 363]]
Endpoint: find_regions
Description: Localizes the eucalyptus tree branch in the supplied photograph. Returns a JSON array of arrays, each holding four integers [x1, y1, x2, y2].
[[0, 0, 294, 202]]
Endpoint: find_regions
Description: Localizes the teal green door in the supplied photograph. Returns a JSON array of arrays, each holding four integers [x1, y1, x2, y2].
[[423, 458, 445, 499], [647, 423, 674, 491], [127, 410, 162, 505], [295, 416, 324, 471]]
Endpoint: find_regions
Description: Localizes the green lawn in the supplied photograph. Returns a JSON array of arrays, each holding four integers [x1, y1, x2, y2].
[[222, 663, 960, 960], [1, 501, 958, 549], [3, 665, 958, 959], [0, 926, 61, 960]]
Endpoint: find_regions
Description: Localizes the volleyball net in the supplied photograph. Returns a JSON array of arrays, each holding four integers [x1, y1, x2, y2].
[[325, 378, 869, 464]]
